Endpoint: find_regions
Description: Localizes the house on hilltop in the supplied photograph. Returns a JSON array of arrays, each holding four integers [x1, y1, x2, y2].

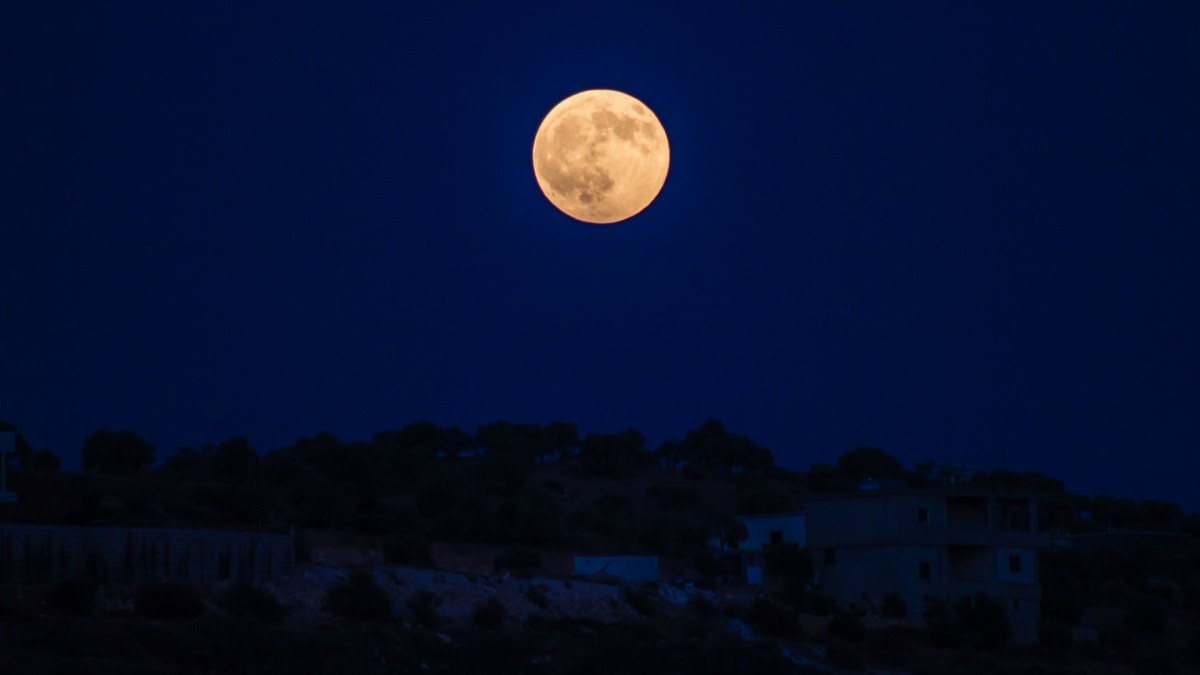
[[806, 489, 1051, 643]]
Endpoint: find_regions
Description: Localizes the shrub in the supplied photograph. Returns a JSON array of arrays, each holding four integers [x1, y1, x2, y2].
[[646, 482, 699, 509], [49, 577, 97, 617], [866, 626, 917, 666], [826, 614, 866, 643], [406, 589, 441, 628], [48, 571, 96, 614], [688, 593, 719, 619], [747, 597, 798, 638], [808, 591, 838, 616], [927, 618, 964, 648], [771, 579, 808, 612], [1189, 628, 1200, 661], [383, 531, 432, 566], [471, 597, 506, 629], [525, 585, 549, 609], [1038, 622, 1073, 652], [1134, 653, 1178, 675], [881, 591, 907, 618], [325, 570, 392, 622], [135, 582, 205, 620], [1123, 599, 1168, 636], [1098, 624, 1138, 662], [622, 585, 657, 618], [221, 580, 285, 623], [493, 545, 541, 575], [953, 593, 1011, 651], [824, 639, 865, 670], [1041, 583, 1084, 625], [762, 543, 812, 582], [693, 550, 729, 578]]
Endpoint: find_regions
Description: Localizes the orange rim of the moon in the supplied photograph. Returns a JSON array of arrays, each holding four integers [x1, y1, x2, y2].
[[532, 89, 670, 224]]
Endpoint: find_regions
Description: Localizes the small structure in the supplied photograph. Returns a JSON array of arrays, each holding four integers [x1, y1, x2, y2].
[[738, 512, 806, 584], [573, 555, 658, 584]]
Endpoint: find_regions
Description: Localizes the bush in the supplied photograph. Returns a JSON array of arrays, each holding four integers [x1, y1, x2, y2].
[[747, 597, 798, 638], [762, 543, 812, 582], [493, 545, 541, 575], [1189, 628, 1200, 661], [525, 585, 549, 609], [824, 639, 865, 670], [383, 531, 432, 566], [471, 597, 506, 629], [325, 570, 392, 622], [407, 589, 441, 628], [49, 577, 97, 617], [1134, 653, 1178, 675], [866, 626, 917, 666], [622, 585, 657, 618], [645, 482, 699, 509], [1099, 624, 1138, 662], [881, 591, 907, 618], [221, 580, 285, 623], [953, 593, 1011, 651], [688, 593, 719, 619], [1038, 622, 1073, 652], [136, 582, 205, 620], [808, 591, 838, 616], [1041, 583, 1084, 625], [1123, 599, 1168, 636], [826, 614, 866, 643], [693, 550, 730, 578]]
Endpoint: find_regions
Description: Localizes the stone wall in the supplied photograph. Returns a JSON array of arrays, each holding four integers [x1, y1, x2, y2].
[[0, 524, 294, 584], [573, 556, 659, 583]]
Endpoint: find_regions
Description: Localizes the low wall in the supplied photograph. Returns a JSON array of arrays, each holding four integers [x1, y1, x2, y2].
[[573, 556, 659, 583], [0, 524, 294, 584]]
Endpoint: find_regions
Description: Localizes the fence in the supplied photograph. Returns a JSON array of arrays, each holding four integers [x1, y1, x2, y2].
[[0, 524, 294, 584]]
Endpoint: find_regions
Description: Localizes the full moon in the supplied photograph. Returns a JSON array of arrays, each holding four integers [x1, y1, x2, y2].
[[532, 89, 670, 224]]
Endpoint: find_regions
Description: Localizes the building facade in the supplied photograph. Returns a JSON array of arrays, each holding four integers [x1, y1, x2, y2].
[[806, 490, 1049, 643]]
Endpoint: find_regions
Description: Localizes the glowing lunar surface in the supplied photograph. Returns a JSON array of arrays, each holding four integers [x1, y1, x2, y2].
[[532, 89, 669, 224]]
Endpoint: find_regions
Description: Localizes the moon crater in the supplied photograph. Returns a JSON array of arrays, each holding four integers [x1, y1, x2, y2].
[[533, 90, 669, 224]]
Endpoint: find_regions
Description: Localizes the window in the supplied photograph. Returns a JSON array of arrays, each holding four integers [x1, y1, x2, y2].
[[770, 531, 784, 546], [918, 562, 931, 580], [1009, 554, 1022, 573], [917, 507, 929, 525], [824, 549, 836, 565]]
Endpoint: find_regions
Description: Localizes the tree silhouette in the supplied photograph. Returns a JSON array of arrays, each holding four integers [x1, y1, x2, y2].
[[212, 436, 259, 484], [579, 428, 646, 476], [82, 429, 155, 475], [835, 446, 907, 485], [31, 449, 61, 471], [658, 419, 773, 476], [0, 421, 34, 470]]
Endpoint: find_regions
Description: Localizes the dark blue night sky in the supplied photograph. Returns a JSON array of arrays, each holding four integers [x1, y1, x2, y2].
[[3, 3, 1198, 511]]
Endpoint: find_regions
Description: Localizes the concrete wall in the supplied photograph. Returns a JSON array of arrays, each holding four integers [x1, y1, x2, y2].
[[813, 544, 941, 617], [807, 494, 947, 547], [0, 524, 294, 584], [948, 546, 992, 583], [994, 547, 1037, 583], [740, 513, 806, 551], [573, 556, 658, 583]]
